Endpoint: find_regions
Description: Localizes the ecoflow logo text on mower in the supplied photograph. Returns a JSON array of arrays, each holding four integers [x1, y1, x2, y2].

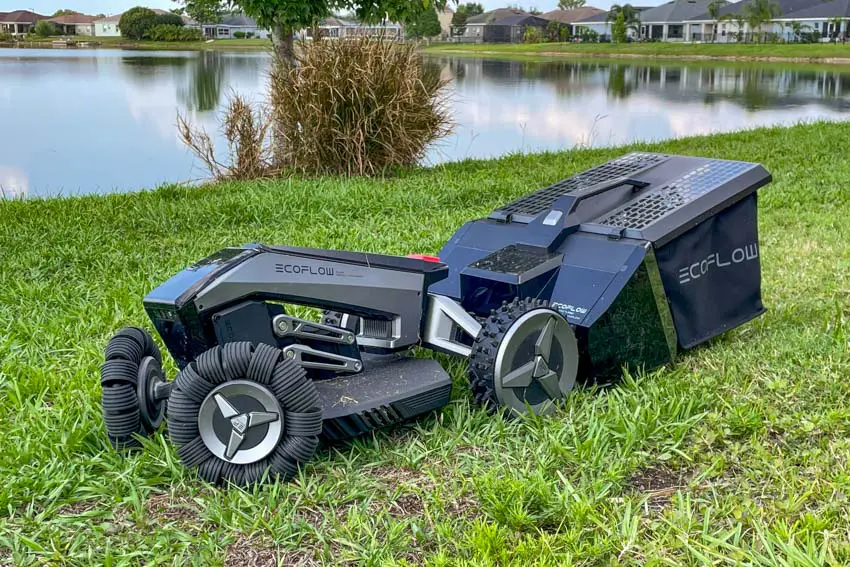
[[678, 243, 759, 285], [275, 264, 335, 276]]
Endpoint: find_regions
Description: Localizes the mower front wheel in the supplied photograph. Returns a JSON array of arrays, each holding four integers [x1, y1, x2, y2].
[[100, 327, 167, 449], [166, 342, 322, 487]]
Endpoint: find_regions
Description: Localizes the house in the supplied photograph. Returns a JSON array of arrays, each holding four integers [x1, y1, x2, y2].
[[0, 10, 49, 35], [46, 14, 97, 36], [198, 13, 270, 39], [456, 9, 550, 43], [637, 0, 714, 41], [542, 7, 606, 37], [93, 9, 186, 37], [686, 0, 847, 42], [306, 17, 402, 40], [437, 6, 454, 39], [573, 7, 653, 40], [93, 13, 121, 36]]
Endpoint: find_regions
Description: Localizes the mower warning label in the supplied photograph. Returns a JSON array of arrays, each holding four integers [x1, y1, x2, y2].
[[677, 243, 759, 285]]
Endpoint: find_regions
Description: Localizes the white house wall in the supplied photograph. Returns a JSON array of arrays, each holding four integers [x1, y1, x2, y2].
[[94, 22, 120, 36]]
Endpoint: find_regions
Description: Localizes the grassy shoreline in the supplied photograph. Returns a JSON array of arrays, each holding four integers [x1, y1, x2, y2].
[[424, 42, 850, 64], [1, 36, 273, 51], [1, 122, 849, 564]]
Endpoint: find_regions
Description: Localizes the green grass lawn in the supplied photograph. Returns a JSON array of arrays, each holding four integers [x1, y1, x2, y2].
[[1, 121, 849, 565], [17, 35, 273, 51], [425, 41, 850, 63]]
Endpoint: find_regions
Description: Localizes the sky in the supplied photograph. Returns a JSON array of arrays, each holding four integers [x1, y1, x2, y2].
[[13, 0, 630, 18]]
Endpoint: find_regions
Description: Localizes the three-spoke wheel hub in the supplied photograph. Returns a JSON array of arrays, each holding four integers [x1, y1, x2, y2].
[[198, 381, 283, 465]]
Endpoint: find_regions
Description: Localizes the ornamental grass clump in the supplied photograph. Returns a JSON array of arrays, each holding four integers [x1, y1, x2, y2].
[[269, 37, 453, 176], [178, 37, 453, 181]]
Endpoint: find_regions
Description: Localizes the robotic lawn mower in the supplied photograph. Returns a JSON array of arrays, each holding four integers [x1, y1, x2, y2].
[[100, 152, 771, 486]]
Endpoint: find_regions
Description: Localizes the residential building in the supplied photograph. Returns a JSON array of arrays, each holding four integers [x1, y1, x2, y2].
[[197, 13, 270, 39], [637, 0, 714, 41], [573, 7, 653, 40], [437, 6, 454, 39], [0, 10, 48, 35], [93, 13, 121, 36], [47, 14, 97, 36], [305, 17, 402, 40], [542, 7, 606, 37], [456, 9, 550, 43], [689, 0, 850, 42]]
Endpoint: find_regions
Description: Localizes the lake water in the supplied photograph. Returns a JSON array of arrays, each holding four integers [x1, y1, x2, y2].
[[3, 47, 850, 198]]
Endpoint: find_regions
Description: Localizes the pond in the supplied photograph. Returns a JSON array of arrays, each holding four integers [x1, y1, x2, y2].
[[3, 47, 850, 198]]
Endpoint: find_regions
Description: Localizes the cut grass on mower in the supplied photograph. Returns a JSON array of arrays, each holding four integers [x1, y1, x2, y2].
[[1, 121, 849, 565]]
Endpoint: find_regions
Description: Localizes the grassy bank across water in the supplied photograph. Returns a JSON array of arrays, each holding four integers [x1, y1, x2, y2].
[[425, 41, 850, 64], [5, 36, 273, 51], [1, 122, 849, 564]]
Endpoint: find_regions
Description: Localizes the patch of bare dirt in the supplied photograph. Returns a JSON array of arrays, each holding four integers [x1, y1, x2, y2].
[[224, 535, 320, 567], [57, 499, 100, 516], [367, 465, 436, 492], [628, 465, 688, 513], [144, 491, 204, 524]]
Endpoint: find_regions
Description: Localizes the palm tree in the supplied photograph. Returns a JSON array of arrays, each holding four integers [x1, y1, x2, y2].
[[606, 4, 641, 39], [743, 0, 781, 43], [707, 0, 728, 42], [784, 21, 812, 43]]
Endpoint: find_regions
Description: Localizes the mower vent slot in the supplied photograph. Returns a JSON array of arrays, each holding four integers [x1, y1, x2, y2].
[[361, 318, 393, 339], [490, 152, 669, 223], [597, 160, 756, 230]]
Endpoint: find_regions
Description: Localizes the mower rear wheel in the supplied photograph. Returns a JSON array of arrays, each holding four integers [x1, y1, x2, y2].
[[468, 298, 579, 417], [167, 342, 322, 487], [101, 327, 167, 449]]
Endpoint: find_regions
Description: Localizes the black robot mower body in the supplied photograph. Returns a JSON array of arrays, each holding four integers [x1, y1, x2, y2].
[[100, 152, 771, 486]]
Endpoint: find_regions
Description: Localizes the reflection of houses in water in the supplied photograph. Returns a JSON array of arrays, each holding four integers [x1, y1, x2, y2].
[[432, 56, 850, 112]]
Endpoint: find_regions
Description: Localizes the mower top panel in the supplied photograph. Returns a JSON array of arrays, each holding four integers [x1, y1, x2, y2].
[[490, 152, 771, 247]]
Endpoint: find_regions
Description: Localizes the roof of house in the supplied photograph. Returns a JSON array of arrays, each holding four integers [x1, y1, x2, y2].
[[782, 0, 850, 18], [490, 14, 552, 26], [687, 0, 820, 20], [543, 7, 606, 23], [219, 13, 259, 27], [639, 0, 714, 22], [466, 8, 528, 24], [47, 14, 98, 25], [0, 10, 49, 23], [576, 6, 654, 23]]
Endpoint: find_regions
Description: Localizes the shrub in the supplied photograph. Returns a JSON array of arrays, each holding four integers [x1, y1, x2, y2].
[[119, 7, 157, 40], [523, 25, 541, 43], [154, 13, 184, 27], [268, 38, 452, 176], [147, 24, 202, 41], [233, 31, 246, 39], [0, 32, 13, 42], [179, 37, 453, 179], [34, 21, 58, 37], [246, 32, 254, 38]]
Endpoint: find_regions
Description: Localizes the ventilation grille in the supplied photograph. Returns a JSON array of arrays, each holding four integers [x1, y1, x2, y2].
[[490, 152, 669, 222], [360, 318, 393, 339], [597, 160, 755, 230]]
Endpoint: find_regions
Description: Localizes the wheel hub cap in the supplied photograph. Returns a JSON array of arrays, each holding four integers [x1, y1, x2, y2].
[[494, 309, 579, 416], [198, 381, 283, 464]]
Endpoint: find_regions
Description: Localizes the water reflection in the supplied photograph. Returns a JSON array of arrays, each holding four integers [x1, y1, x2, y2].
[[2, 49, 850, 197], [424, 56, 850, 161]]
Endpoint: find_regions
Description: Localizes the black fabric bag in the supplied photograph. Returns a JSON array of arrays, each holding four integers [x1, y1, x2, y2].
[[655, 193, 765, 349]]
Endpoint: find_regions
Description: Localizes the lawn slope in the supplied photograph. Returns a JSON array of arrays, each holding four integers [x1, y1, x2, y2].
[[425, 41, 850, 64], [0, 122, 849, 565]]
